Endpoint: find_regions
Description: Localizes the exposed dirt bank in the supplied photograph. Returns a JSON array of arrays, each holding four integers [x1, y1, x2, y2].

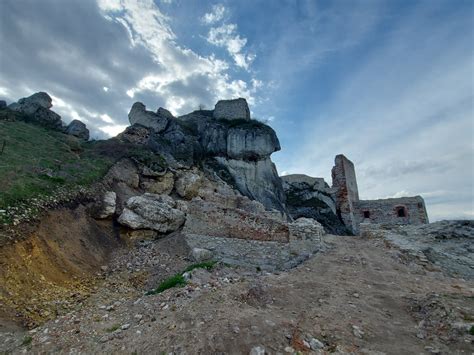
[[0, 206, 120, 328], [1, 234, 472, 354]]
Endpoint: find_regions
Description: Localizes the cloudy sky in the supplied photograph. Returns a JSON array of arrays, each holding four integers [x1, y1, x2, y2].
[[0, 0, 472, 221]]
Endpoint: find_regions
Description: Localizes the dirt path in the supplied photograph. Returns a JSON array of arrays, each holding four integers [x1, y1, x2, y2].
[[2, 235, 473, 354]]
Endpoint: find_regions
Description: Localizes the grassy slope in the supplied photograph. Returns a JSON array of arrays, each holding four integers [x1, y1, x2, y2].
[[0, 120, 112, 209]]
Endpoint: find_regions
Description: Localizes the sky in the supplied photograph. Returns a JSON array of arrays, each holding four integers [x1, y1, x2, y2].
[[0, 0, 473, 221]]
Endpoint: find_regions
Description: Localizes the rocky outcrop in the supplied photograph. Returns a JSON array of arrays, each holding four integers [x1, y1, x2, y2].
[[118, 193, 185, 233], [128, 102, 169, 133], [175, 170, 203, 200], [65, 119, 89, 140], [282, 174, 349, 235], [8, 92, 62, 128], [215, 157, 286, 213], [226, 125, 280, 160], [213, 98, 250, 121], [95, 191, 116, 219]]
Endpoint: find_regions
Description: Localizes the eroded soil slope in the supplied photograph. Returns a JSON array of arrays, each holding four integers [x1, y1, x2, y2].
[[1, 234, 473, 354]]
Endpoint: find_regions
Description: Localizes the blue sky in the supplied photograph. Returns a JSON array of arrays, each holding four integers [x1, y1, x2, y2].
[[0, 0, 472, 221]]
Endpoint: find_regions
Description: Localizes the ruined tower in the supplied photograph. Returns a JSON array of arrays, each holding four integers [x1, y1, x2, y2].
[[331, 154, 359, 234]]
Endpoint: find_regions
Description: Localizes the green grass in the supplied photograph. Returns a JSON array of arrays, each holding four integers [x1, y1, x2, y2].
[[146, 261, 217, 295], [21, 335, 32, 346], [0, 113, 168, 225], [105, 324, 121, 333], [0, 119, 112, 209]]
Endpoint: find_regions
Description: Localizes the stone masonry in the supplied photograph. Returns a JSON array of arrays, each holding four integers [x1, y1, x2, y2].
[[331, 154, 428, 234]]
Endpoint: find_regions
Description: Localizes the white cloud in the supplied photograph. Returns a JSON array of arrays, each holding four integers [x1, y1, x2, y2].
[[98, 124, 128, 137], [201, 4, 226, 25], [206, 23, 255, 70], [98, 0, 259, 114], [103, 86, 109, 92]]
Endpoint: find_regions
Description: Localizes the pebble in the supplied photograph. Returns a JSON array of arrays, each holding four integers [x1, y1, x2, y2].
[[352, 293, 359, 298], [249, 345, 265, 355], [284, 346, 295, 353], [309, 337, 324, 350], [352, 325, 364, 338], [121, 324, 130, 330]]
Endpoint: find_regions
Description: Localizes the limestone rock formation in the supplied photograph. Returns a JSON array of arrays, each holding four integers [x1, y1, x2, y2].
[[128, 102, 169, 133], [140, 171, 174, 195], [191, 247, 213, 262], [226, 125, 280, 160], [175, 170, 203, 200], [8, 92, 62, 128], [65, 119, 89, 140], [213, 98, 250, 120], [282, 174, 349, 235], [118, 193, 185, 233], [157, 107, 174, 120], [96, 191, 117, 219]]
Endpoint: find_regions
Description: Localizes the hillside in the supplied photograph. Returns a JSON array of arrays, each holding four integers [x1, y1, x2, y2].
[[0, 94, 472, 355]]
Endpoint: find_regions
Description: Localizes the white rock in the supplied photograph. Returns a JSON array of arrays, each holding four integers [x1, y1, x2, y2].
[[309, 337, 324, 350], [249, 345, 265, 355], [118, 193, 185, 233]]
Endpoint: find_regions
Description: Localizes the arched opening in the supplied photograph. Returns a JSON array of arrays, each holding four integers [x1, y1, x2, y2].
[[396, 206, 407, 218], [363, 210, 370, 219]]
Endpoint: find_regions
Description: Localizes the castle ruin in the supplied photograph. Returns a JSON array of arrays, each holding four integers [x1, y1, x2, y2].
[[331, 154, 429, 234]]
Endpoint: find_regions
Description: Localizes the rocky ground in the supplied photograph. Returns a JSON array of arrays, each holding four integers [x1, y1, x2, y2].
[[1, 233, 473, 355]]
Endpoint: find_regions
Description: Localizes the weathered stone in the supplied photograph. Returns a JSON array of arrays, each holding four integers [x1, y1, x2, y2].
[[249, 346, 265, 355], [141, 172, 174, 195], [213, 98, 250, 121], [117, 125, 151, 145], [65, 119, 89, 140], [191, 247, 213, 262], [118, 193, 185, 233], [128, 102, 169, 133], [289, 217, 325, 255], [8, 92, 62, 128], [226, 126, 280, 160], [282, 174, 349, 235], [96, 191, 116, 219], [156, 107, 174, 119], [104, 158, 140, 189], [309, 337, 324, 350], [175, 170, 203, 200], [214, 157, 287, 213]]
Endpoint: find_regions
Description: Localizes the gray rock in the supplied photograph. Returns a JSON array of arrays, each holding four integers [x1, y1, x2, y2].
[[282, 174, 350, 235], [175, 170, 203, 200], [65, 119, 89, 140], [191, 247, 213, 262], [8, 92, 62, 128], [213, 98, 250, 121], [249, 345, 265, 355], [0, 100, 6, 109], [226, 125, 280, 160], [214, 157, 287, 213], [128, 102, 169, 133], [157, 107, 174, 119], [309, 337, 324, 350], [118, 193, 185, 233], [96, 191, 116, 219]]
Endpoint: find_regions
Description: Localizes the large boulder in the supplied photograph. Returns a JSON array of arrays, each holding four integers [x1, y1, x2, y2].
[[213, 98, 250, 121], [282, 174, 350, 235], [128, 102, 169, 133], [226, 125, 280, 160], [65, 119, 89, 140], [8, 92, 62, 128], [118, 193, 186, 233], [140, 171, 174, 195], [214, 157, 287, 213], [95, 191, 117, 219], [175, 170, 203, 200]]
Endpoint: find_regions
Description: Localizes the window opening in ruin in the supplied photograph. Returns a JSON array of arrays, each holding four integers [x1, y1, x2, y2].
[[396, 207, 406, 218], [363, 211, 370, 218]]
